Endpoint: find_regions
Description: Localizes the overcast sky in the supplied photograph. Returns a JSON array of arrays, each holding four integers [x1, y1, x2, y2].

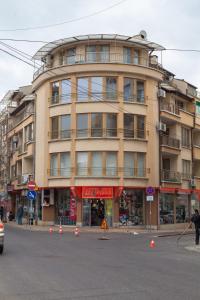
[[0, 0, 200, 99]]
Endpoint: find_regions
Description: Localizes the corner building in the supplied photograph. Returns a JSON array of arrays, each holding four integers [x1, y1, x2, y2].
[[32, 33, 165, 227]]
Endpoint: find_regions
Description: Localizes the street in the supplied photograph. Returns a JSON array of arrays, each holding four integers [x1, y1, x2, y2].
[[0, 226, 200, 300]]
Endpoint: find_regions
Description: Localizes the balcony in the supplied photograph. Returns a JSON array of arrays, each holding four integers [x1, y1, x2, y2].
[[160, 135, 180, 155], [161, 170, 181, 183], [17, 174, 32, 185], [193, 146, 200, 160], [34, 53, 152, 80]]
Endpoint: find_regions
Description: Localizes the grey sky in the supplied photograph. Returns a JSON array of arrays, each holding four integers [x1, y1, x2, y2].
[[0, 0, 200, 98]]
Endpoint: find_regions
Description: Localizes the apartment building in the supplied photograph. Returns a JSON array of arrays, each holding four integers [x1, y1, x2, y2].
[[0, 86, 35, 218], [1, 32, 199, 229]]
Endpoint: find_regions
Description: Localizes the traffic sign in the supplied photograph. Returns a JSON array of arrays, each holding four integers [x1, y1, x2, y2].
[[146, 195, 154, 202], [146, 186, 155, 195], [28, 180, 36, 190], [27, 190, 37, 201]]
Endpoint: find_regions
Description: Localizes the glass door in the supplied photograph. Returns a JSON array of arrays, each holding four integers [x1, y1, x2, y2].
[[105, 199, 113, 227], [82, 199, 91, 226]]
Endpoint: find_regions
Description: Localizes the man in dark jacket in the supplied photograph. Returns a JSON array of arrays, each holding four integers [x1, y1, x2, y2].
[[191, 209, 200, 245]]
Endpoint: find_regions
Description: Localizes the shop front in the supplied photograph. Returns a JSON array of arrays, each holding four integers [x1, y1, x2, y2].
[[82, 186, 113, 227], [55, 188, 76, 225]]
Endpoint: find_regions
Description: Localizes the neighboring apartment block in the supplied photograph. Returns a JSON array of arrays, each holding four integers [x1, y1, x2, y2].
[[0, 32, 200, 229]]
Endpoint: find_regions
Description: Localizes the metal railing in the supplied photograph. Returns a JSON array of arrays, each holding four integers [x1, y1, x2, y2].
[[48, 167, 148, 178], [161, 135, 180, 149], [33, 53, 152, 79], [124, 129, 145, 139], [50, 130, 71, 139], [160, 103, 179, 115], [161, 169, 181, 182]]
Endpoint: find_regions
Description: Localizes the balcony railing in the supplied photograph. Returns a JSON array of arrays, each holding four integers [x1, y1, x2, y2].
[[50, 130, 71, 140], [161, 170, 181, 182], [161, 135, 180, 149], [124, 129, 146, 139], [34, 53, 151, 79], [48, 167, 148, 178], [17, 174, 33, 185], [8, 104, 34, 131], [160, 103, 179, 115]]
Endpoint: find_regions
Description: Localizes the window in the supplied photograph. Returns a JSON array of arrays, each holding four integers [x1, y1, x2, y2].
[[134, 50, 139, 64], [51, 117, 59, 139], [106, 152, 117, 176], [91, 77, 103, 101], [124, 152, 135, 176], [61, 80, 71, 103], [182, 160, 191, 179], [124, 114, 134, 138], [51, 82, 59, 104], [160, 194, 174, 224], [181, 127, 191, 148], [86, 45, 96, 62], [91, 113, 102, 137], [176, 194, 189, 223], [124, 78, 134, 102], [99, 45, 109, 62], [123, 47, 131, 64], [106, 114, 117, 137], [137, 81, 144, 102], [61, 115, 71, 138], [66, 48, 76, 64], [137, 116, 145, 138], [25, 123, 33, 143], [60, 153, 70, 176], [91, 152, 102, 176], [77, 114, 88, 137], [137, 153, 145, 177], [77, 78, 89, 101], [106, 78, 117, 100], [50, 154, 58, 176], [77, 152, 88, 176]]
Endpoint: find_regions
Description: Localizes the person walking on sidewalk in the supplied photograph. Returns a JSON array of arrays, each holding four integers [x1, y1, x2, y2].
[[191, 209, 200, 245]]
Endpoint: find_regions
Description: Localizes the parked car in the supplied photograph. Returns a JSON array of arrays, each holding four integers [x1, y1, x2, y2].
[[0, 220, 4, 254]]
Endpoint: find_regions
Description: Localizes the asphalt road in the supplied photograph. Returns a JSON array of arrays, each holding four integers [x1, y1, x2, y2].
[[0, 226, 200, 300]]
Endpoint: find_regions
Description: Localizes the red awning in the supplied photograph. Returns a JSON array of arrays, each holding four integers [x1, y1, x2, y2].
[[159, 187, 176, 193], [177, 188, 191, 194]]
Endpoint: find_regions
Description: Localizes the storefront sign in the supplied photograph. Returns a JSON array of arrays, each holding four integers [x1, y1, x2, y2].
[[146, 195, 154, 202], [82, 187, 113, 199], [7, 185, 14, 192], [70, 197, 76, 221]]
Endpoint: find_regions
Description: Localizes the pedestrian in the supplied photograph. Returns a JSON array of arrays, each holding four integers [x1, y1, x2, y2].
[[17, 205, 24, 225], [191, 209, 200, 245], [0, 206, 4, 221]]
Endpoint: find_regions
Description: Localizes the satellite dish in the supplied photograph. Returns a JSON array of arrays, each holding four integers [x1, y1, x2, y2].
[[140, 30, 147, 40]]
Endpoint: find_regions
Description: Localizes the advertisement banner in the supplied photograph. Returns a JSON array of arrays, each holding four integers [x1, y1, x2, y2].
[[82, 187, 113, 199], [70, 197, 76, 221]]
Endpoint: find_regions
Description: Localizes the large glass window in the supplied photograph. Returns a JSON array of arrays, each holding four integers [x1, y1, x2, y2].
[[124, 78, 134, 102], [61, 80, 71, 103], [50, 154, 58, 176], [119, 189, 144, 225], [91, 77, 103, 101], [77, 78, 89, 102], [124, 152, 134, 176], [77, 152, 88, 176], [182, 127, 191, 148], [66, 48, 76, 64], [56, 189, 76, 225], [134, 50, 139, 64], [106, 152, 117, 176], [86, 45, 96, 62], [51, 117, 59, 139], [160, 194, 174, 224], [106, 78, 117, 100], [106, 113, 117, 137], [137, 153, 145, 177], [124, 114, 134, 138], [137, 81, 144, 102], [100, 45, 109, 62], [91, 152, 102, 176], [61, 115, 71, 138], [52, 82, 59, 104], [123, 47, 131, 64], [91, 113, 102, 137], [176, 194, 189, 223], [60, 153, 70, 177], [137, 115, 145, 138], [77, 114, 88, 137], [182, 160, 191, 179]]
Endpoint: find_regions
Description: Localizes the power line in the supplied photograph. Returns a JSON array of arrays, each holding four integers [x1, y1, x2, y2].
[[0, 48, 35, 68], [0, 0, 128, 32]]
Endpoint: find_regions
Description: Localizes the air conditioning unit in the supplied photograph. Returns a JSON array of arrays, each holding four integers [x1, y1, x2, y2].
[[158, 122, 167, 132], [158, 89, 166, 98]]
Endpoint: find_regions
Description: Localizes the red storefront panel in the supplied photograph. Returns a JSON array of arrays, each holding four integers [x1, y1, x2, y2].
[[82, 187, 113, 199]]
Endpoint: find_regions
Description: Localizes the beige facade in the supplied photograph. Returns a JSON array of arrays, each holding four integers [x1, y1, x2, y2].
[[1, 32, 200, 229]]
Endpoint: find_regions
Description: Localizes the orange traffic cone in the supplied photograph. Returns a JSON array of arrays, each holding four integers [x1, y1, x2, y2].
[[59, 225, 63, 234], [150, 239, 155, 248], [49, 227, 53, 234], [74, 227, 80, 237]]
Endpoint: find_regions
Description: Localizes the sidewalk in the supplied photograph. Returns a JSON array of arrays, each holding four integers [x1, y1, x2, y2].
[[5, 221, 194, 236]]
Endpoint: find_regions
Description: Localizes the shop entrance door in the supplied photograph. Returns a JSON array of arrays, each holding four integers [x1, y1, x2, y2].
[[82, 199, 113, 227]]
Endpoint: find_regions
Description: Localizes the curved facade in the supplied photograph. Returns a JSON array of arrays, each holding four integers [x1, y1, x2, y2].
[[33, 33, 164, 227]]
